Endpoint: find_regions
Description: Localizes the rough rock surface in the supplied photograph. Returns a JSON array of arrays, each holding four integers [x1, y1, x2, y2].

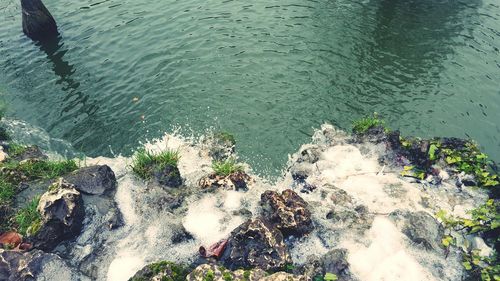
[[388, 210, 444, 252], [154, 164, 183, 188], [261, 189, 314, 236], [21, 0, 59, 41], [186, 264, 308, 281], [199, 172, 252, 191], [208, 133, 236, 161], [64, 165, 117, 195], [32, 179, 85, 251], [220, 218, 291, 271], [302, 249, 358, 281], [128, 261, 189, 281], [11, 146, 48, 162], [0, 249, 70, 281]]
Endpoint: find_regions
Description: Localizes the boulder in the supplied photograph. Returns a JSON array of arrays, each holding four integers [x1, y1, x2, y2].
[[302, 249, 358, 281], [11, 146, 47, 162], [260, 190, 314, 236], [220, 218, 291, 271], [186, 264, 308, 281], [154, 164, 183, 188], [208, 132, 236, 161], [21, 0, 59, 41], [388, 210, 444, 252], [199, 172, 252, 191], [64, 165, 117, 195], [0, 249, 73, 281], [31, 179, 85, 251], [128, 261, 189, 281]]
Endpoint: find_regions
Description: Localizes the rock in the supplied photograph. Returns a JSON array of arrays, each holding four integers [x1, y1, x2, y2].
[[21, 0, 59, 41], [329, 187, 354, 206], [186, 264, 308, 281], [199, 172, 252, 191], [186, 264, 266, 281], [0, 128, 11, 142], [128, 261, 189, 281], [388, 210, 444, 252], [154, 164, 183, 188], [220, 218, 291, 271], [64, 165, 117, 195], [297, 146, 322, 164], [32, 179, 85, 251], [354, 125, 388, 144], [11, 146, 47, 162], [171, 224, 194, 244], [0, 249, 78, 281], [302, 249, 357, 281], [290, 162, 313, 181], [208, 132, 236, 161], [260, 189, 314, 237], [0, 147, 7, 163]]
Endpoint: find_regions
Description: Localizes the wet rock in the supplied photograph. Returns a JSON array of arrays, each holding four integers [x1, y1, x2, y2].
[[208, 132, 236, 161], [302, 249, 357, 281], [186, 264, 266, 281], [326, 205, 372, 231], [128, 261, 190, 281], [388, 210, 444, 252], [0, 249, 74, 281], [64, 165, 117, 195], [297, 145, 322, 164], [11, 146, 47, 162], [170, 224, 194, 244], [31, 179, 85, 251], [261, 189, 314, 237], [154, 164, 183, 188], [354, 125, 388, 144], [329, 186, 354, 206], [290, 162, 313, 181], [199, 172, 252, 191], [458, 173, 478, 187], [0, 128, 11, 142], [21, 0, 59, 41], [220, 218, 291, 271], [186, 264, 308, 281]]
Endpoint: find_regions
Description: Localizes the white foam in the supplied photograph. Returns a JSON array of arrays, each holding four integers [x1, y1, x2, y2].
[[346, 217, 437, 281]]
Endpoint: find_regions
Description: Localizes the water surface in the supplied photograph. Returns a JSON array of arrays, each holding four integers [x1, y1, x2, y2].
[[1, 0, 499, 175]]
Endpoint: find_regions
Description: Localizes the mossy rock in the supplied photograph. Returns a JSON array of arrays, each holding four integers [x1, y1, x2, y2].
[[129, 261, 189, 281]]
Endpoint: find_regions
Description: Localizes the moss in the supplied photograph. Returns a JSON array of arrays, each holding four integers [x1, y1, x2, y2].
[[0, 127, 11, 141], [144, 261, 188, 281], [222, 270, 233, 281], [352, 114, 387, 134], [6, 143, 28, 158], [131, 149, 180, 180], [203, 269, 215, 281], [14, 196, 42, 236], [215, 132, 236, 146], [212, 158, 244, 176], [243, 270, 251, 281]]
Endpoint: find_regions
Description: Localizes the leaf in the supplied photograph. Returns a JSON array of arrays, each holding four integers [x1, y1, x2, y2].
[[324, 273, 338, 281], [446, 156, 462, 164], [429, 144, 438, 161], [403, 165, 414, 171], [442, 236, 453, 247], [463, 261, 472, 270]]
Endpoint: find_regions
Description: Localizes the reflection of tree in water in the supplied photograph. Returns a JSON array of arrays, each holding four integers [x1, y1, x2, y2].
[[355, 0, 481, 91]]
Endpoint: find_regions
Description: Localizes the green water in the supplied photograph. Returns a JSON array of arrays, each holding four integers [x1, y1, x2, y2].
[[1, 0, 499, 175]]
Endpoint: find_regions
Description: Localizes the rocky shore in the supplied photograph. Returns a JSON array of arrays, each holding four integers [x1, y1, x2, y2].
[[0, 116, 498, 281]]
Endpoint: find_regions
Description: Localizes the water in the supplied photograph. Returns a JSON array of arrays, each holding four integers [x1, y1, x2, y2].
[[1, 0, 499, 176]]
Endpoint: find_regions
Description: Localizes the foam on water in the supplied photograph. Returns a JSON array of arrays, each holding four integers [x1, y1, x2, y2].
[[28, 123, 489, 281]]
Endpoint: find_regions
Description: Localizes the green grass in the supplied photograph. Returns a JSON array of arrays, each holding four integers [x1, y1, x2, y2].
[[14, 159, 79, 181], [14, 196, 42, 236], [131, 149, 180, 179], [7, 143, 28, 158], [0, 179, 15, 205], [352, 114, 386, 134], [212, 158, 244, 176]]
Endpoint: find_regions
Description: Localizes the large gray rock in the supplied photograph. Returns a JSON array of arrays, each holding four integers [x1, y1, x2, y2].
[[388, 210, 444, 252], [64, 165, 117, 195], [302, 249, 358, 281], [0, 249, 84, 281], [31, 179, 85, 251], [220, 218, 291, 271], [260, 189, 314, 237]]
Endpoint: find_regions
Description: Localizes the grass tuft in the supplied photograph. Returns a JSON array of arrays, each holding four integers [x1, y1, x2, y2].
[[15, 159, 79, 181], [14, 196, 42, 236], [212, 158, 243, 176], [7, 143, 28, 158], [352, 114, 386, 134], [132, 149, 180, 179]]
